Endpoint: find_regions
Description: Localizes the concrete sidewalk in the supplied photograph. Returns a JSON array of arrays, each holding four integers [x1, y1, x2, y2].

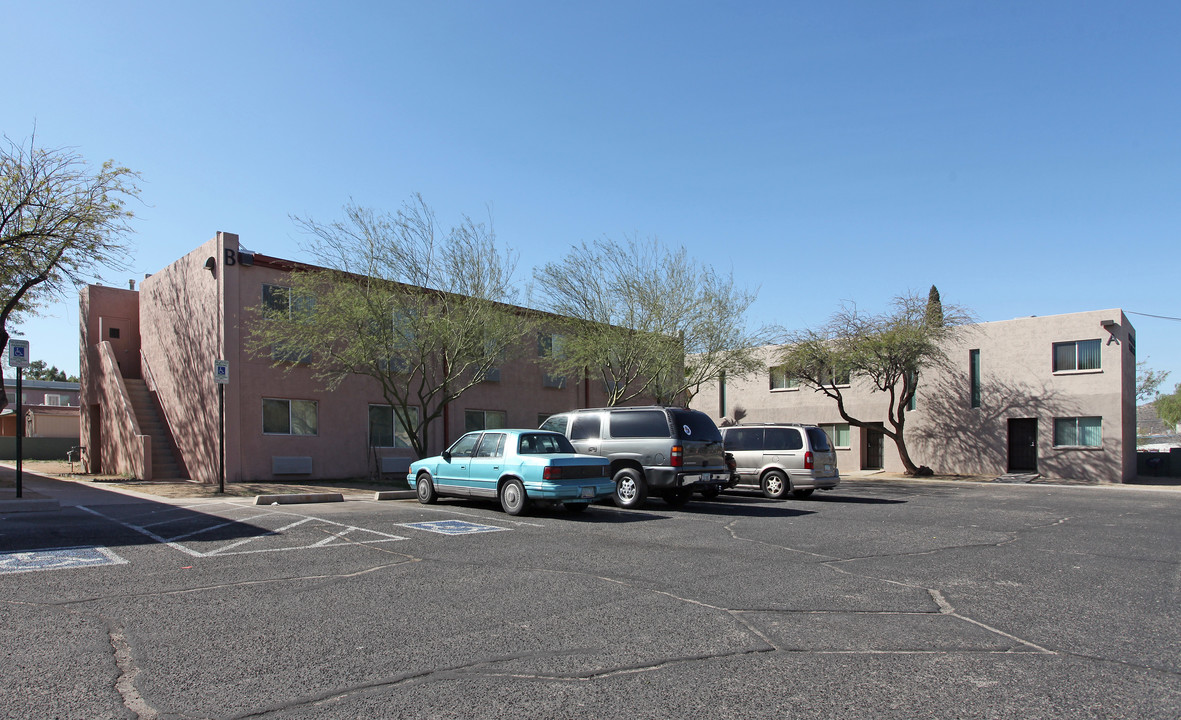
[[0, 463, 175, 513]]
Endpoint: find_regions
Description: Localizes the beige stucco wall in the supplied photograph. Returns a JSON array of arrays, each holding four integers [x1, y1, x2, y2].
[[692, 309, 1136, 482]]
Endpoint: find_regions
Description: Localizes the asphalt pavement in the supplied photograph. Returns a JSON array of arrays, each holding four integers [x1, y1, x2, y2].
[[1, 468, 1178, 719]]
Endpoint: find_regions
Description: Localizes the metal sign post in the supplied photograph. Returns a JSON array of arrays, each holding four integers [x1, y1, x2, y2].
[[214, 361, 229, 494], [8, 340, 30, 498]]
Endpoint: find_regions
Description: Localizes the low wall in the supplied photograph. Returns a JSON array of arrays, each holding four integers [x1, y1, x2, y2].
[[0, 437, 80, 461]]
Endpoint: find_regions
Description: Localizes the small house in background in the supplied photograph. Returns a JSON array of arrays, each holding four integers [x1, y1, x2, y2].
[[2, 378, 80, 411], [0, 379, 82, 459]]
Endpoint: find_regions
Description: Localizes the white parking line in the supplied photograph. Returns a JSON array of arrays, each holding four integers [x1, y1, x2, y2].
[[77, 505, 407, 558]]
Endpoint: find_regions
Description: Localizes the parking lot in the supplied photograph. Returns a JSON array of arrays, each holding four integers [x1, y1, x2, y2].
[[2, 476, 1179, 719]]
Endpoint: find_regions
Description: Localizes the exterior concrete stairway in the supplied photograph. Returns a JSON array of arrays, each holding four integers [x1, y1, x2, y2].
[[124, 379, 186, 480]]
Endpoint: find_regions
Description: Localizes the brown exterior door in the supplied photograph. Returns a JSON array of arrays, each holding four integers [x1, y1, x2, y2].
[[1008, 418, 1038, 472], [863, 424, 885, 470]]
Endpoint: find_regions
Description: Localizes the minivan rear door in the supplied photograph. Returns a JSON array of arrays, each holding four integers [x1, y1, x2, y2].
[[805, 427, 839, 477]]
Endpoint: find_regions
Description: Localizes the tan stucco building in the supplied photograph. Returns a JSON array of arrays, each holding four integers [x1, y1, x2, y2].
[[80, 232, 614, 482], [691, 310, 1137, 482]]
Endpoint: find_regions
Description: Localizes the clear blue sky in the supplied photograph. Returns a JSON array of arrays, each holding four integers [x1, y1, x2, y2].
[[4, 1, 1179, 392]]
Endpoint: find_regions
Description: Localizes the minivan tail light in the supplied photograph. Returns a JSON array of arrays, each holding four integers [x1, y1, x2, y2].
[[671, 445, 683, 468], [804, 451, 813, 470]]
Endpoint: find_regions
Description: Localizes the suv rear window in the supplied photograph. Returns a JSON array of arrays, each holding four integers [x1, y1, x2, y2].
[[670, 410, 722, 442], [806, 427, 832, 452], [610, 410, 670, 438]]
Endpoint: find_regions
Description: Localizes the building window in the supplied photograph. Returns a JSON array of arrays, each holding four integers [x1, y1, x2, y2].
[[44, 394, 65, 407], [769, 366, 800, 390], [819, 423, 851, 449], [1053, 340, 1101, 372], [538, 333, 566, 388], [1053, 417, 1101, 447], [109, 328, 120, 339], [368, 405, 418, 448], [819, 367, 851, 387], [465, 409, 507, 433], [263, 398, 318, 436], [263, 284, 315, 364], [969, 349, 981, 408]]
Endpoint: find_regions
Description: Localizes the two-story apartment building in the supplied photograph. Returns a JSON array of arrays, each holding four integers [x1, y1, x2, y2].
[[80, 232, 615, 482], [691, 310, 1137, 482]]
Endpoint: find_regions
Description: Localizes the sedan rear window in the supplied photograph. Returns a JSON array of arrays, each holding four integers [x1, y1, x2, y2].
[[518, 433, 576, 454]]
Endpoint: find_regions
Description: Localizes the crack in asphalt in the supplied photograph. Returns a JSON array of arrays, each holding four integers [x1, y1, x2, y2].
[[107, 620, 161, 720]]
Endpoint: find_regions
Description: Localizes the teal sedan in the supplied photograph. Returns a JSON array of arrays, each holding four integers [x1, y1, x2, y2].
[[408, 429, 614, 515]]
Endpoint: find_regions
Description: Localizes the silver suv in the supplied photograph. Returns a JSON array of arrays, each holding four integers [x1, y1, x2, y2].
[[720, 423, 840, 499], [540, 406, 730, 509]]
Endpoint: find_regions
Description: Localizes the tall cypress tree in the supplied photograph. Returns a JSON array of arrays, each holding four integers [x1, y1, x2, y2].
[[925, 285, 944, 328]]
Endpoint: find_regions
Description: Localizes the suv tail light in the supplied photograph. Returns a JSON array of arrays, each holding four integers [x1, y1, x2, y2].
[[543, 467, 562, 480], [671, 445, 683, 468], [804, 451, 814, 470]]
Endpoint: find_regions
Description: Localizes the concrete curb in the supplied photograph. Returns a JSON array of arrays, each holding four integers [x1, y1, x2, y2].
[[253, 493, 345, 505], [0, 498, 61, 513], [373, 490, 416, 501]]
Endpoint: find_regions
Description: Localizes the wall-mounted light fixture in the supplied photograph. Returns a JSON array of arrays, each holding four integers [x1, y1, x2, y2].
[[1100, 319, 1116, 328], [204, 256, 217, 277]]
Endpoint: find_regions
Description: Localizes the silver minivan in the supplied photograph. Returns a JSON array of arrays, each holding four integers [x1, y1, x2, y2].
[[720, 423, 840, 499]]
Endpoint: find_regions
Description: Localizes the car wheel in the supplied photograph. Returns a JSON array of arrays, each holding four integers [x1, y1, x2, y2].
[[792, 488, 815, 499], [416, 472, 438, 504], [699, 486, 721, 500], [565, 502, 590, 513], [613, 468, 648, 509], [499, 478, 528, 515], [762, 470, 789, 500], [663, 488, 693, 507]]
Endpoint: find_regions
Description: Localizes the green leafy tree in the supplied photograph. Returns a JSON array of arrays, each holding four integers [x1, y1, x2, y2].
[[1, 133, 140, 412], [533, 235, 766, 406], [1157, 383, 1181, 430], [23, 359, 77, 382], [1136, 361, 1170, 403], [248, 195, 533, 459], [776, 291, 971, 476]]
